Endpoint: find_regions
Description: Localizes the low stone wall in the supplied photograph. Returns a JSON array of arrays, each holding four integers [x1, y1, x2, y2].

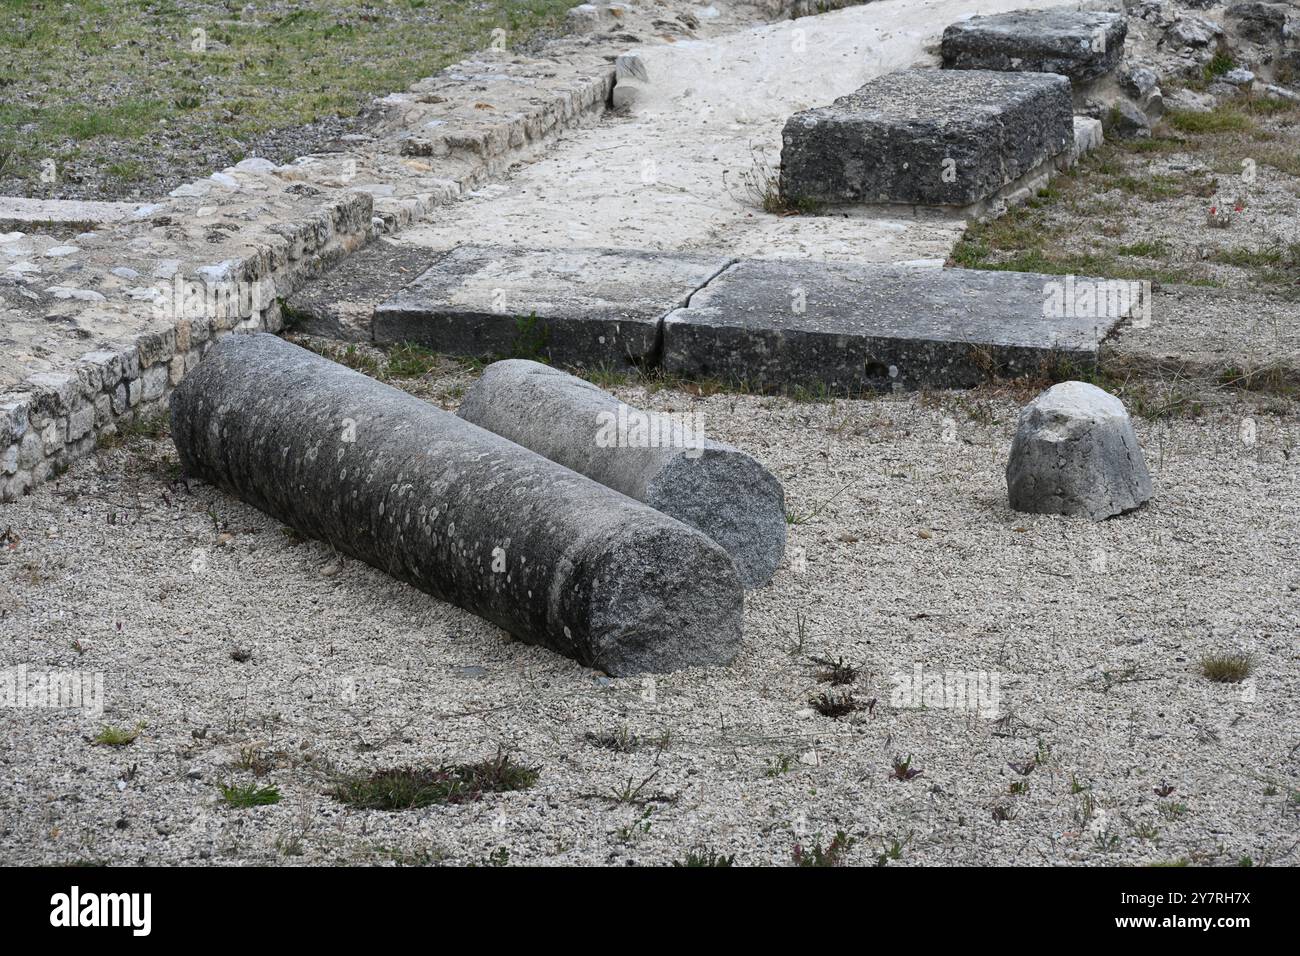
[[2, 191, 372, 501], [0, 33, 621, 505], [0, 0, 876, 504]]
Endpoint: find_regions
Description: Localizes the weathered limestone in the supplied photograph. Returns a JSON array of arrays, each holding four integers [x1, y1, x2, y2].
[[373, 245, 732, 366], [284, 240, 443, 341], [662, 259, 1127, 393], [457, 359, 786, 588], [940, 10, 1128, 84], [0, 197, 157, 230], [169, 334, 743, 675], [1006, 381, 1152, 521], [1227, 2, 1296, 45], [780, 69, 1074, 209]]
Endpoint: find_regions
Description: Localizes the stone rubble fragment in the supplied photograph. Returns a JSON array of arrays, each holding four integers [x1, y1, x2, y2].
[[1006, 381, 1153, 521]]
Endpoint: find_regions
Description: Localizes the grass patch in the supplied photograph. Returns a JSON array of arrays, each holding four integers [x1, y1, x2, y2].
[[330, 750, 539, 810], [509, 312, 552, 361], [949, 141, 1234, 288], [1202, 50, 1236, 85], [97, 412, 170, 449], [1116, 136, 1185, 155], [1199, 652, 1252, 684], [1210, 246, 1286, 269], [1165, 108, 1253, 135], [724, 144, 824, 216], [219, 782, 282, 807], [1257, 146, 1300, 177], [92, 723, 142, 747], [385, 343, 441, 378], [0, 0, 581, 192]]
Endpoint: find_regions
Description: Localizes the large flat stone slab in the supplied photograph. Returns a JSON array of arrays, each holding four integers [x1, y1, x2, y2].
[[780, 69, 1073, 209], [373, 245, 733, 366], [0, 197, 157, 230], [283, 239, 444, 342], [941, 10, 1128, 84], [662, 259, 1130, 393]]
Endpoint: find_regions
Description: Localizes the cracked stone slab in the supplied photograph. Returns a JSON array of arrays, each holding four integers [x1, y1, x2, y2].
[[283, 239, 445, 341], [941, 10, 1128, 84], [780, 69, 1074, 208], [661, 259, 1127, 393], [373, 245, 733, 366]]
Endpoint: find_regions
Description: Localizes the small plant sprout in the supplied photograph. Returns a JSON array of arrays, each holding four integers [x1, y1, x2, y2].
[[674, 847, 735, 867], [219, 783, 281, 808], [792, 830, 855, 866], [890, 754, 922, 782], [875, 831, 913, 867], [1158, 801, 1190, 821], [605, 769, 662, 806], [810, 690, 862, 719], [765, 754, 795, 777], [811, 655, 858, 686]]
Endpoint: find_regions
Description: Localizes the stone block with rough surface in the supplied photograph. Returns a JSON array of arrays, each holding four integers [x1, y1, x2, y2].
[[170, 334, 743, 676], [780, 69, 1074, 208], [373, 245, 732, 367], [1006, 381, 1152, 521], [284, 240, 444, 342], [662, 259, 1125, 393], [941, 10, 1128, 84], [458, 360, 786, 588]]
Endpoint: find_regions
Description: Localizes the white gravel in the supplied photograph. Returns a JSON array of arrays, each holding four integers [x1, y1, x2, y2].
[[1, 383, 1296, 866]]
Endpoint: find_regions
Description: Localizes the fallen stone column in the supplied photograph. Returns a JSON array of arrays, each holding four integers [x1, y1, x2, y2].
[[457, 360, 786, 589], [169, 334, 743, 676]]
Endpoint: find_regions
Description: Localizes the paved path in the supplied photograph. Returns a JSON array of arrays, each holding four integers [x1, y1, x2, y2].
[[400, 0, 1073, 264]]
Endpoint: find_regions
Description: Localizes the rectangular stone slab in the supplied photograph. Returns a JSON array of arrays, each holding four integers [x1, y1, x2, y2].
[[941, 11, 1128, 84], [661, 259, 1128, 393], [373, 245, 733, 367], [283, 240, 444, 342], [780, 69, 1073, 208], [0, 197, 154, 229]]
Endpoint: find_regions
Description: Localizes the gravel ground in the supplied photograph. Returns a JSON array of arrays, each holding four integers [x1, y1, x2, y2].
[[1, 379, 1296, 867]]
